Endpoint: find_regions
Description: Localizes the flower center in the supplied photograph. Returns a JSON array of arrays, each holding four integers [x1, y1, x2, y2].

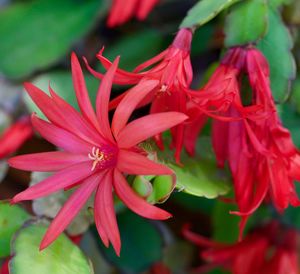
[[88, 147, 106, 171]]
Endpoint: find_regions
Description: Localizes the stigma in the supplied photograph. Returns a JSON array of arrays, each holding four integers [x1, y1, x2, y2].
[[88, 147, 105, 171]]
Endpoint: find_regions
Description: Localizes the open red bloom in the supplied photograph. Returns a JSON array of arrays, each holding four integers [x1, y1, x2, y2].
[[85, 28, 197, 162], [8, 53, 187, 255], [0, 116, 33, 159], [183, 222, 299, 274], [212, 48, 300, 236], [107, 0, 159, 27]]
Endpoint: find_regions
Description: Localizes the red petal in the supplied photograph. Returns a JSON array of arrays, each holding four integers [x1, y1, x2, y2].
[[96, 56, 119, 143], [117, 112, 188, 148], [71, 53, 99, 131], [40, 173, 100, 250], [113, 169, 172, 220], [95, 170, 121, 255], [8, 151, 87, 172], [12, 161, 92, 203], [117, 149, 173, 175], [112, 80, 158, 137], [136, 0, 159, 20], [31, 114, 93, 154]]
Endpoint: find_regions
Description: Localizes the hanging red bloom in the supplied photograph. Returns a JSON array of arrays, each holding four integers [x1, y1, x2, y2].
[[183, 222, 299, 274], [0, 116, 33, 159], [8, 53, 187, 256], [85, 28, 197, 162], [212, 47, 300, 236], [107, 0, 159, 27]]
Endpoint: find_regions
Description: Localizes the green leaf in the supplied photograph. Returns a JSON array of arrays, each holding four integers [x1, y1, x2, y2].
[[269, 0, 292, 8], [166, 138, 231, 198], [102, 29, 165, 71], [224, 0, 268, 47], [0, 202, 30, 258], [0, 0, 106, 79], [10, 220, 93, 274], [212, 200, 239, 243], [257, 9, 296, 102], [148, 175, 175, 204], [24, 71, 100, 119], [97, 211, 163, 273], [180, 0, 241, 28]]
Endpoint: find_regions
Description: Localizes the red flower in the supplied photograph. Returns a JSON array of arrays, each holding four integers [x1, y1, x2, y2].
[[107, 0, 159, 27], [183, 222, 299, 274], [212, 48, 300, 236], [0, 116, 33, 159], [8, 53, 187, 255], [85, 28, 197, 162]]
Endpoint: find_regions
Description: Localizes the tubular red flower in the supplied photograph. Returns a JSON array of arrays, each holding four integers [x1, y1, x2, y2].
[[85, 28, 198, 162], [209, 47, 300, 237], [107, 0, 159, 27], [183, 222, 299, 274], [0, 116, 33, 159], [8, 53, 187, 256]]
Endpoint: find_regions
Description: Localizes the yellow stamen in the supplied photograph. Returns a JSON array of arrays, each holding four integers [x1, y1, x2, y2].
[[88, 147, 105, 171]]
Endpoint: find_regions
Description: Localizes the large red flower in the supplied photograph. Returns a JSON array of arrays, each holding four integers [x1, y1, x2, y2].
[[8, 53, 187, 255], [107, 0, 159, 27], [212, 48, 300, 236], [85, 28, 198, 162], [183, 222, 299, 274]]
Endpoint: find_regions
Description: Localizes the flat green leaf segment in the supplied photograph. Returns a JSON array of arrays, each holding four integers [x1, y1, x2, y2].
[[10, 221, 93, 274], [161, 138, 231, 198], [0, 202, 30, 258], [257, 9, 296, 102], [97, 211, 162, 273], [24, 71, 99, 119], [224, 0, 268, 47], [0, 0, 106, 79], [180, 0, 240, 28]]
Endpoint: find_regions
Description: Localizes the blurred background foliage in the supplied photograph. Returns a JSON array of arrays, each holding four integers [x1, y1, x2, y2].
[[0, 0, 300, 273]]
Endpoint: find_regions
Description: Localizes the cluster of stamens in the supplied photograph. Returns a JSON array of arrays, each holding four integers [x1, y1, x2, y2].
[[88, 147, 105, 171]]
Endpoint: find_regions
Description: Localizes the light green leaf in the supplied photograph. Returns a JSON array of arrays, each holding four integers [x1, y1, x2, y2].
[[0, 0, 106, 79], [96, 211, 163, 273], [224, 0, 268, 47], [257, 9, 296, 102], [0, 202, 30, 258], [180, 0, 241, 28], [10, 220, 93, 274], [164, 138, 231, 198], [24, 71, 100, 119]]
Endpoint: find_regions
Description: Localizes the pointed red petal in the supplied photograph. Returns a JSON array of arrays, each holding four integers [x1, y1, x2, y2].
[[95, 171, 121, 256], [49, 85, 106, 145], [71, 53, 99, 130], [40, 173, 100, 250], [113, 169, 172, 220], [96, 57, 119, 142], [8, 151, 87, 172], [12, 161, 92, 203], [117, 112, 188, 148], [117, 149, 173, 175], [31, 114, 93, 154], [112, 80, 158, 137]]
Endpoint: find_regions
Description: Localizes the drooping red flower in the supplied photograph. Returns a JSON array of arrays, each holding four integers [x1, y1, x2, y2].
[[8, 53, 187, 256], [184, 47, 265, 158], [183, 222, 299, 274], [0, 116, 33, 159], [107, 0, 159, 27], [85, 28, 199, 162], [211, 47, 300, 236]]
